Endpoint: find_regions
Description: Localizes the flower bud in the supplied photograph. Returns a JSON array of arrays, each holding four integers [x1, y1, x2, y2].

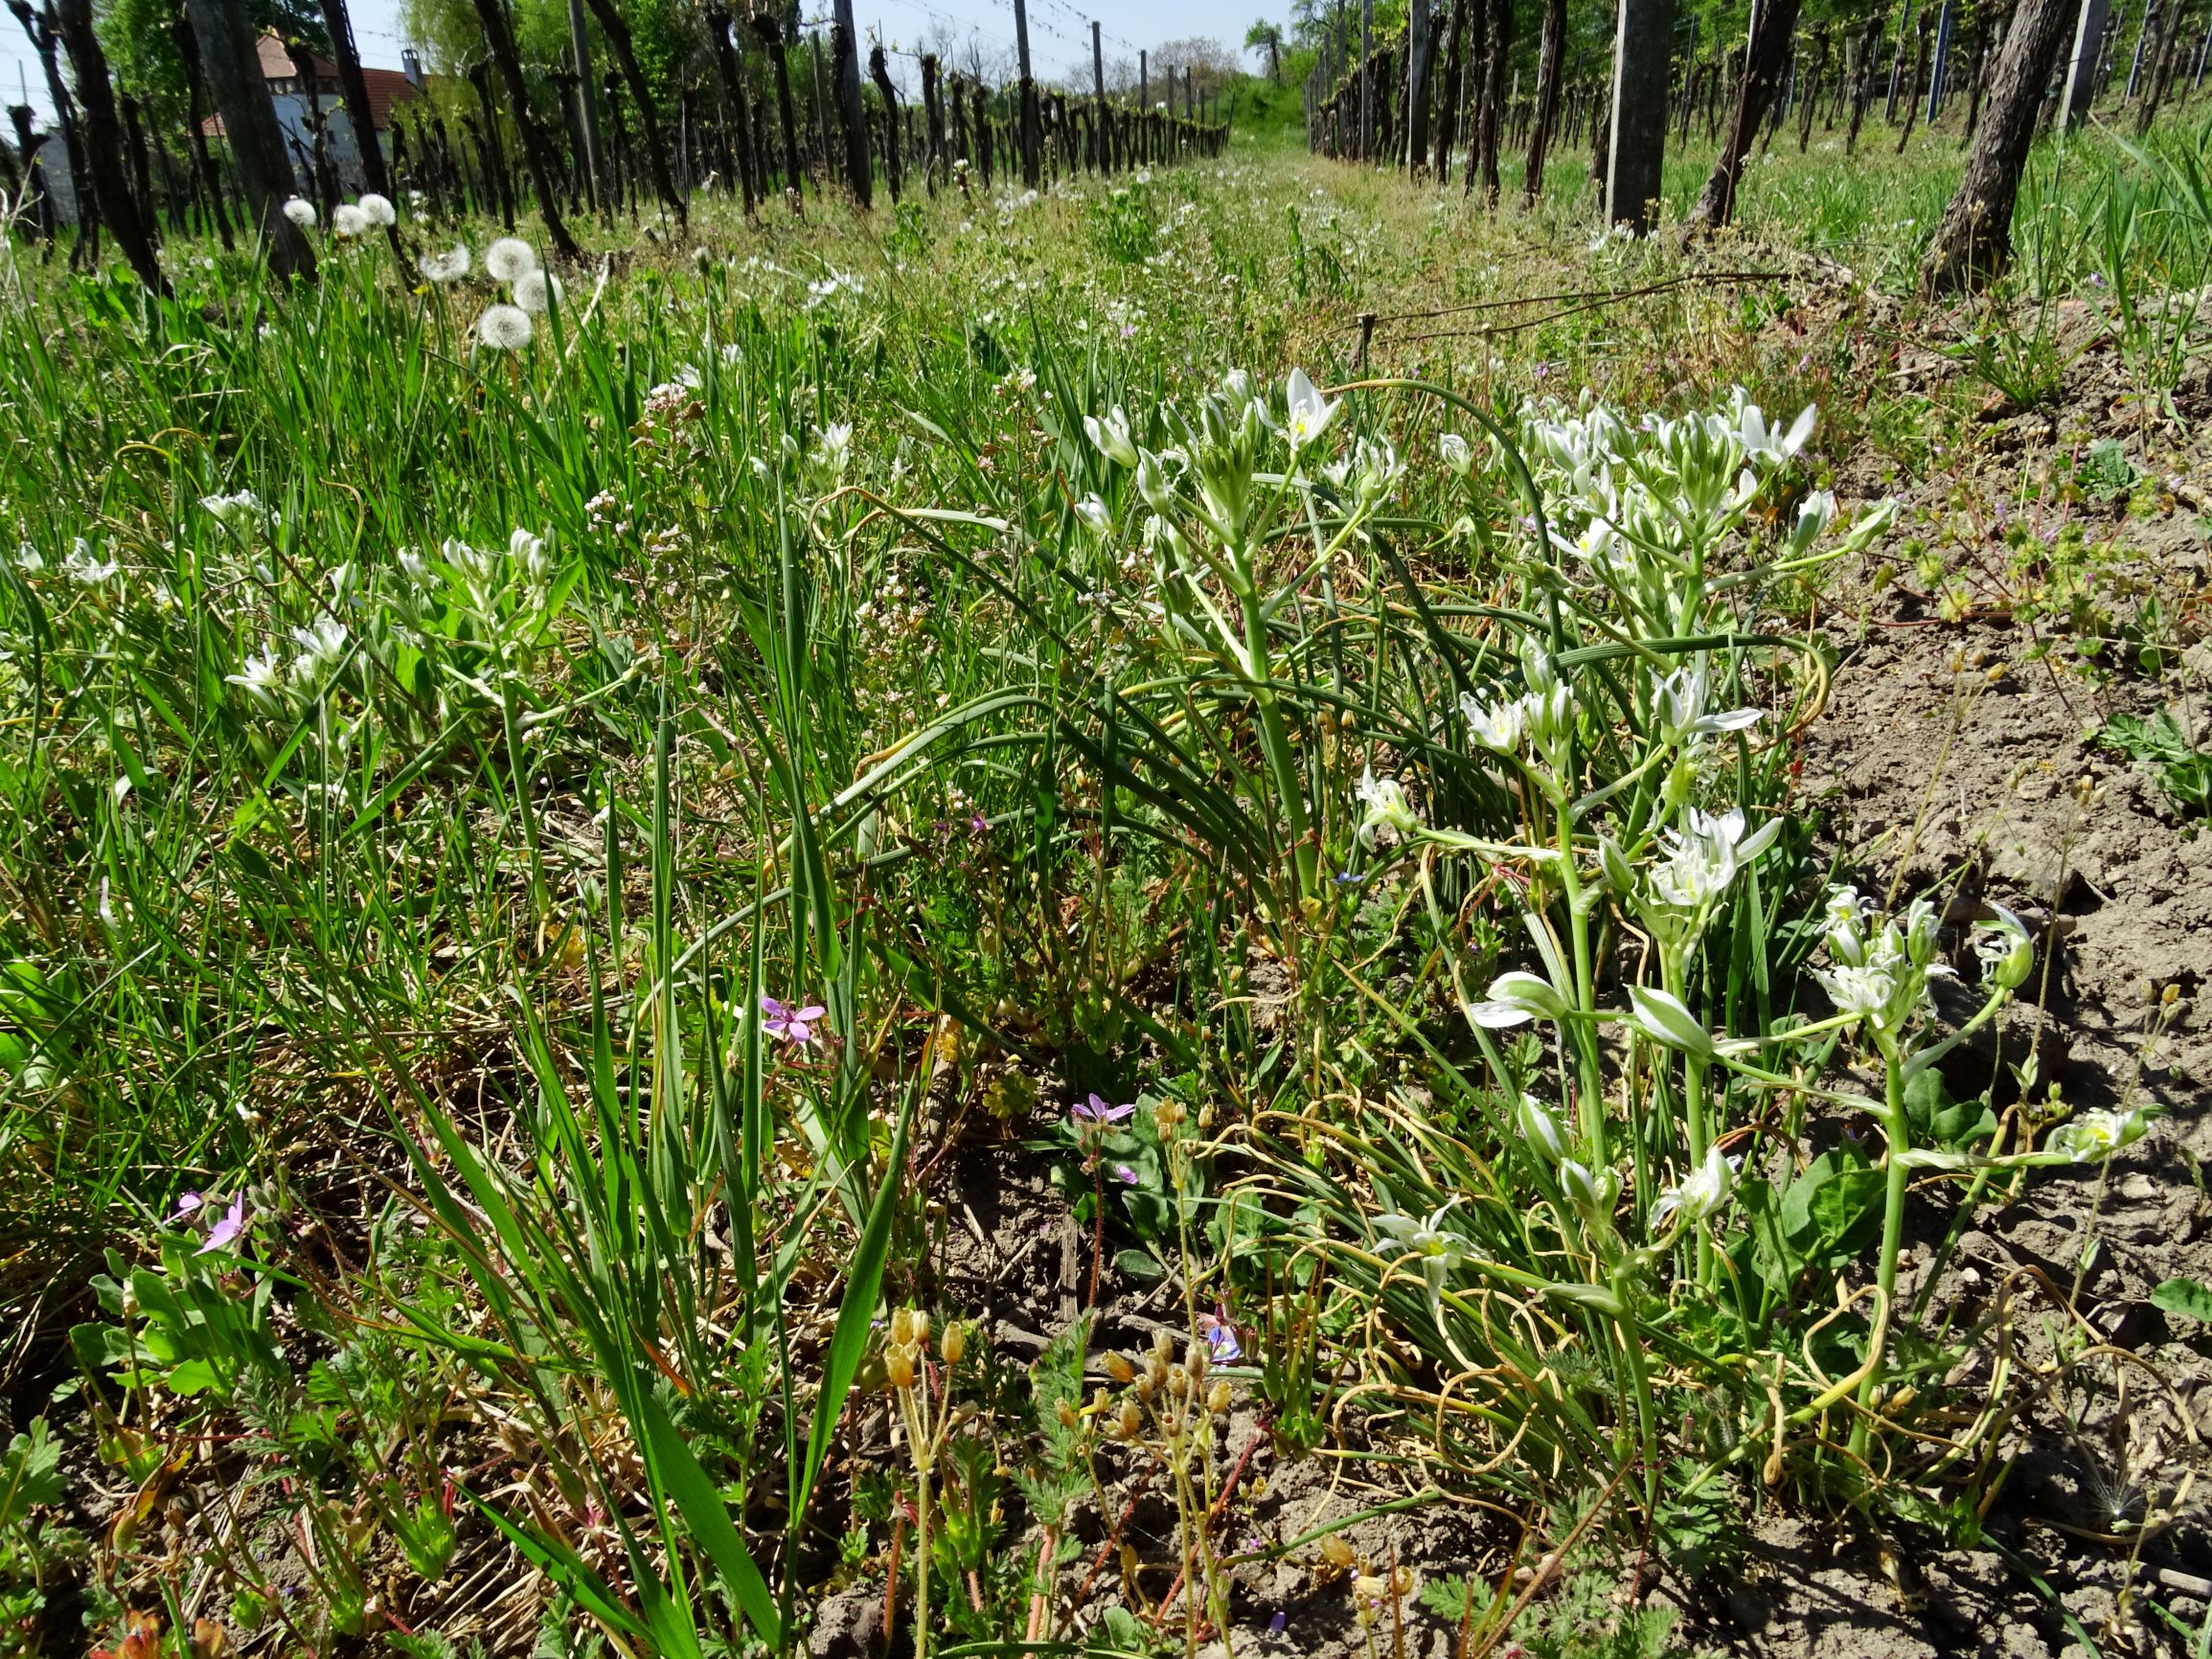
[[1186, 1341, 1208, 1380], [890, 1307, 917, 1346], [1136, 450, 1177, 516], [911, 1310, 931, 1347], [1439, 432, 1473, 478], [1516, 1095, 1569, 1162], [1106, 1352, 1136, 1385], [1561, 1159, 1620, 1220], [1057, 1398, 1080, 1430], [1117, 1400, 1142, 1439], [941, 1322, 966, 1365], [1083, 408, 1139, 468], [1207, 1379, 1232, 1415], [1974, 904, 2035, 991], [886, 1347, 917, 1390]]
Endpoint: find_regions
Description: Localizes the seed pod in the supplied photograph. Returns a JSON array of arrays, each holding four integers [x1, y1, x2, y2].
[[941, 1322, 966, 1365], [1187, 1341, 1208, 1380], [1057, 1398, 1080, 1430], [1319, 1535, 1355, 1571], [1152, 1329, 1175, 1364], [890, 1307, 917, 1346], [1106, 1352, 1136, 1385], [1117, 1400, 1142, 1439], [1207, 1379, 1232, 1415], [912, 1311, 931, 1346], [886, 1346, 917, 1390], [1168, 1364, 1190, 1398]]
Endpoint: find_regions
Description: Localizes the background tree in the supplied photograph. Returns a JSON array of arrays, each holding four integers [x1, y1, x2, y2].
[[1244, 16, 1284, 79]]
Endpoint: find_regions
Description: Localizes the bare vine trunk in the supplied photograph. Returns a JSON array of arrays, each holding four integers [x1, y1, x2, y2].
[[749, 14, 806, 211], [177, 0, 315, 276], [464, 0, 582, 256], [1688, 0, 1806, 228], [1920, 0, 2075, 293], [50, 0, 166, 292], [1522, 0, 1566, 201], [580, 0, 685, 230], [705, 5, 757, 216], [321, 0, 390, 199]]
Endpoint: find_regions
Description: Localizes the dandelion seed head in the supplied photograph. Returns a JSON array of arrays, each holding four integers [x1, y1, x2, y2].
[[331, 204, 370, 239], [476, 304, 534, 352], [281, 196, 317, 229], [485, 236, 539, 283], [357, 193, 397, 227], [420, 244, 471, 284], [513, 269, 564, 314]]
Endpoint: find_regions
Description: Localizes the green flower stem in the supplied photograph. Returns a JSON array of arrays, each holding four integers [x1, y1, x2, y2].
[[913, 1458, 933, 1659], [1851, 1046, 1909, 1464], [1662, 951, 1715, 1287], [1554, 801, 1606, 1162], [1611, 1261, 1661, 1515], [1239, 583, 1317, 907]]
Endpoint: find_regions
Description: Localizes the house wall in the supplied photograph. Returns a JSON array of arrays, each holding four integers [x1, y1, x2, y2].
[[31, 97, 383, 225]]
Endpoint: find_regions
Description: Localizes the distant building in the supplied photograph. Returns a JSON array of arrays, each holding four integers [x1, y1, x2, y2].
[[203, 34, 425, 192], [27, 33, 423, 224]]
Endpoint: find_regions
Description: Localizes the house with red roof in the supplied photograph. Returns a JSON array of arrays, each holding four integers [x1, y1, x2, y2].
[[204, 33, 425, 193]]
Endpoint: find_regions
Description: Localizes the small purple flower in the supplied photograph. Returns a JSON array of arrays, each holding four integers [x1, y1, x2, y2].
[[172, 1191, 206, 1218], [1268, 1611, 1288, 1635], [196, 1194, 248, 1256], [1071, 1093, 1135, 1130], [1199, 1302, 1243, 1364], [761, 994, 827, 1047], [1111, 1164, 1139, 1184]]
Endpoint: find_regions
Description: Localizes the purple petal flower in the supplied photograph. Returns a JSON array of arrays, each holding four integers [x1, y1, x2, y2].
[[1071, 1093, 1135, 1125], [1111, 1164, 1138, 1184], [173, 1191, 206, 1218], [1199, 1302, 1243, 1364], [762, 994, 828, 1046], [1267, 1611, 1288, 1635], [196, 1195, 247, 1256]]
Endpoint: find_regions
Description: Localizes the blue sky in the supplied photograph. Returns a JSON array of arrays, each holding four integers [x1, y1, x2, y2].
[[2, 0, 1275, 125]]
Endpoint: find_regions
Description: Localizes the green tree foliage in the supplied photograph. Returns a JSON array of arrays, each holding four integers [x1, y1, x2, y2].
[[399, 0, 704, 100]]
